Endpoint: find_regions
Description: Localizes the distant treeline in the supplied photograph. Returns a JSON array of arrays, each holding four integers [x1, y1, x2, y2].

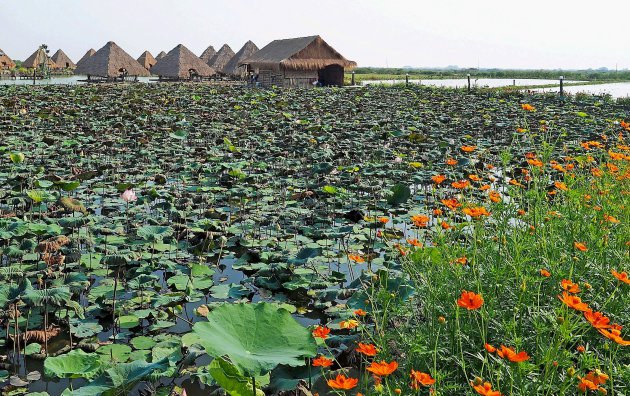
[[352, 67, 630, 81]]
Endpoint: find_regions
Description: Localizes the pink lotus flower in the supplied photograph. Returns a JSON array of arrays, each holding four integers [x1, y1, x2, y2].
[[121, 189, 137, 203]]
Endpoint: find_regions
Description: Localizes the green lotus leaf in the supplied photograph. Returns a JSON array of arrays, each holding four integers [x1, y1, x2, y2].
[[209, 357, 266, 396], [117, 315, 140, 329], [192, 302, 317, 377], [130, 336, 156, 350], [137, 225, 173, 242], [9, 152, 25, 163], [97, 344, 132, 363], [44, 349, 102, 379], [387, 183, 411, 205]]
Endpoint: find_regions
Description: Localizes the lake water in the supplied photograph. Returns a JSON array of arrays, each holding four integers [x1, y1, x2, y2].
[[0, 75, 156, 85], [363, 78, 571, 88], [533, 82, 630, 98]]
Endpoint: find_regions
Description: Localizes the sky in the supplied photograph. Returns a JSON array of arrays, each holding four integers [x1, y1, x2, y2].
[[1, 0, 629, 70]]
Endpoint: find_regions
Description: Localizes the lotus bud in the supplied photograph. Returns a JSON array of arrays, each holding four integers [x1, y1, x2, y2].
[[219, 236, 228, 248], [121, 189, 138, 203]]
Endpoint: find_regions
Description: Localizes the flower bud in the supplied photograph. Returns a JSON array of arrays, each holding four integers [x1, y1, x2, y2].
[[473, 377, 483, 386], [567, 367, 576, 377], [556, 316, 565, 324]]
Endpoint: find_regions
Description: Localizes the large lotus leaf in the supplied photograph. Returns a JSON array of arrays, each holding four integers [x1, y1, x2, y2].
[[137, 225, 173, 242], [192, 302, 317, 377], [70, 319, 103, 338], [130, 336, 156, 350], [0, 278, 33, 308], [209, 357, 266, 396], [44, 349, 102, 379], [386, 183, 411, 205], [97, 344, 132, 363]]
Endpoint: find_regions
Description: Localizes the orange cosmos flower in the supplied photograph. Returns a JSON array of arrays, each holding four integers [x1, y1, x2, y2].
[[312, 355, 334, 367], [348, 254, 365, 263], [327, 374, 358, 390], [606, 162, 619, 172], [441, 198, 461, 210], [561, 279, 580, 293], [410, 370, 435, 388], [469, 174, 482, 182], [484, 343, 497, 353], [496, 345, 530, 362], [463, 206, 490, 218], [461, 145, 477, 153], [509, 179, 523, 187], [453, 256, 468, 265], [441, 221, 451, 230], [407, 238, 423, 247], [598, 328, 630, 346], [366, 360, 398, 377], [377, 217, 389, 224], [584, 311, 612, 329], [516, 127, 527, 133], [446, 158, 458, 166], [574, 242, 588, 251], [473, 381, 503, 396], [527, 158, 544, 167], [479, 184, 491, 191], [433, 208, 443, 216], [312, 326, 331, 339], [612, 270, 630, 284], [577, 377, 599, 392], [457, 290, 484, 310], [576, 345, 586, 353], [540, 269, 551, 277], [340, 319, 360, 329], [603, 214, 620, 224], [554, 181, 568, 191], [488, 191, 501, 203], [431, 174, 446, 184], [585, 370, 609, 386], [452, 180, 470, 189], [354, 309, 367, 316], [521, 104, 535, 111], [356, 342, 378, 356], [592, 168, 603, 177], [621, 120, 630, 130], [411, 214, 430, 227], [558, 292, 590, 312]]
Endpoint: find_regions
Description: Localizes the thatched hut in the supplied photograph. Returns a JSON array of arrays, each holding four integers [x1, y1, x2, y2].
[[51, 49, 76, 70], [151, 44, 216, 81], [156, 51, 167, 60], [22, 47, 57, 69], [137, 51, 157, 71], [199, 45, 216, 63], [76, 49, 95, 68], [207, 44, 235, 74], [74, 41, 150, 80], [222, 41, 259, 77], [240, 35, 356, 87], [0, 49, 16, 70]]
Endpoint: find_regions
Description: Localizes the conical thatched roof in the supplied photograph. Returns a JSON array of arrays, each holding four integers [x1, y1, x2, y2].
[[0, 48, 16, 70], [22, 47, 57, 69], [74, 41, 150, 77], [137, 51, 157, 70], [76, 49, 95, 68], [240, 35, 356, 71], [156, 51, 167, 60], [222, 41, 259, 76], [51, 49, 76, 69], [207, 44, 234, 73], [151, 44, 216, 79], [199, 45, 216, 63]]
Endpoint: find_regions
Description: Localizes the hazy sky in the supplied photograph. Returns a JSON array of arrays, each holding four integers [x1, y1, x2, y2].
[[2, 0, 629, 70]]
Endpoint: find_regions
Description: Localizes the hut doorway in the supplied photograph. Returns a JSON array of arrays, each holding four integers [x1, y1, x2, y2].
[[318, 64, 344, 87]]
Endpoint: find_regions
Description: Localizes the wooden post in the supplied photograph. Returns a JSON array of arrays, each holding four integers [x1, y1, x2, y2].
[[351, 71, 355, 86], [559, 75, 564, 97], [467, 74, 471, 92], [405, 73, 409, 86]]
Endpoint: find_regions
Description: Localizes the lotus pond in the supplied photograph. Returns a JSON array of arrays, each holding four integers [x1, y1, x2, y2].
[[0, 84, 628, 395]]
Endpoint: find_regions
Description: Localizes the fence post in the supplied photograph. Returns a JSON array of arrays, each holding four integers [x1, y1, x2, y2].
[[405, 73, 409, 86], [351, 71, 355, 86], [467, 74, 471, 92], [559, 75, 564, 97]]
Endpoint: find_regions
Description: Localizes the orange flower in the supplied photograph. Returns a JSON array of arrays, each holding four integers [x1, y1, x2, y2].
[[312, 355, 333, 367], [603, 214, 620, 224], [509, 179, 523, 187], [461, 145, 477, 153], [312, 326, 331, 339], [410, 370, 435, 388], [479, 184, 491, 191], [540, 269, 551, 277], [521, 103, 535, 111], [561, 279, 580, 293], [558, 292, 590, 312], [576, 345, 586, 353], [457, 290, 484, 310], [554, 181, 568, 191], [496, 345, 530, 362], [612, 270, 630, 284], [577, 377, 599, 392], [584, 311, 612, 329], [473, 381, 503, 396], [340, 319, 360, 329], [356, 342, 379, 356], [327, 374, 358, 390], [516, 127, 527, 133], [407, 238, 423, 247], [462, 206, 490, 218], [527, 158, 544, 167], [411, 214, 430, 227], [574, 242, 588, 252], [452, 180, 470, 189], [431, 174, 446, 184], [585, 370, 609, 386], [469, 174, 482, 182], [446, 158, 458, 166], [517, 209, 526, 216], [441, 198, 461, 210], [366, 360, 398, 377], [433, 208, 443, 216], [453, 256, 468, 265], [488, 191, 501, 203], [354, 309, 367, 316], [378, 217, 389, 224], [484, 343, 496, 353], [598, 328, 630, 346], [591, 168, 603, 177], [348, 254, 365, 263], [441, 221, 451, 230]]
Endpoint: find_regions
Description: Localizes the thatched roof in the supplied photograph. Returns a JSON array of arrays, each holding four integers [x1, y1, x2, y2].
[[207, 44, 235, 73], [137, 51, 157, 70], [199, 45, 216, 63], [0, 48, 16, 69], [76, 49, 95, 68], [222, 41, 259, 76], [51, 49, 76, 69], [74, 41, 150, 77], [240, 35, 356, 71], [22, 47, 57, 69], [156, 51, 167, 60], [151, 44, 216, 78]]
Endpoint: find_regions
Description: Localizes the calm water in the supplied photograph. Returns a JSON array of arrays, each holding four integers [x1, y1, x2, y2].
[[363, 78, 574, 88], [0, 75, 155, 85], [533, 82, 630, 98]]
